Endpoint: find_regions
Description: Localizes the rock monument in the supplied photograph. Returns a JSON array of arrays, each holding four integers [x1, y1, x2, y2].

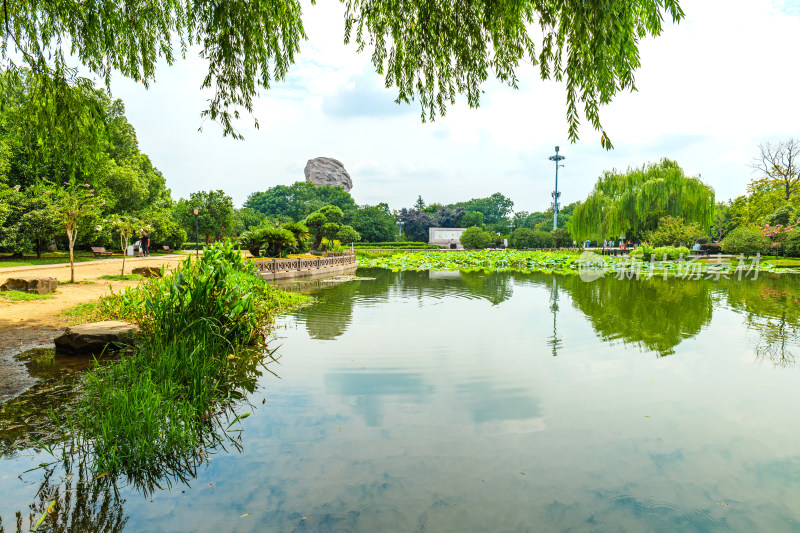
[[304, 157, 353, 192]]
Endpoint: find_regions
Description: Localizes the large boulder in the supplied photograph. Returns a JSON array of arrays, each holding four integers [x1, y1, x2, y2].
[[55, 321, 140, 354], [1, 277, 58, 295], [304, 157, 353, 192]]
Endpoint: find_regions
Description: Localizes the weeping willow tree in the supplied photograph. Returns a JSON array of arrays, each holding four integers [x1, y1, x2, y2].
[[568, 159, 714, 241]]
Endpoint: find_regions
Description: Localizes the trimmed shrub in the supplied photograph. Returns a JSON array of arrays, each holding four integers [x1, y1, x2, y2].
[[722, 226, 769, 256], [460, 226, 493, 249], [631, 244, 689, 261]]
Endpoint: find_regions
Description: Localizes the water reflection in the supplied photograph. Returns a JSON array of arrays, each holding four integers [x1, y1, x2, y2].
[[293, 269, 800, 360], [559, 276, 716, 356], [325, 371, 433, 426], [3, 270, 800, 532], [0, 464, 128, 533], [456, 381, 541, 423], [723, 275, 800, 367]]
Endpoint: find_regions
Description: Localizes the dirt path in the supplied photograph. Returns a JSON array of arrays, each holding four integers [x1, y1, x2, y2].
[[0, 255, 187, 401]]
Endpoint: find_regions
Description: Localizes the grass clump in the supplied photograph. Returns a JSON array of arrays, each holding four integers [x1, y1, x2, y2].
[[98, 274, 143, 281], [70, 241, 310, 477], [0, 290, 54, 301]]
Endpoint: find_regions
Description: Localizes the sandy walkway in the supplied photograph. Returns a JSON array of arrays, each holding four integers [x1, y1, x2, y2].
[[0, 255, 188, 401]]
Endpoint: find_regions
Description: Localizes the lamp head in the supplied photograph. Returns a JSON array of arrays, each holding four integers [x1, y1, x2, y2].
[[192, 207, 199, 215]]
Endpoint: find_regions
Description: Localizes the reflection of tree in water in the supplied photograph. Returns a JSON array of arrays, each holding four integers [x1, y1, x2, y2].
[[0, 463, 128, 533], [722, 275, 800, 367], [293, 269, 399, 340], [561, 276, 715, 356], [296, 268, 513, 340]]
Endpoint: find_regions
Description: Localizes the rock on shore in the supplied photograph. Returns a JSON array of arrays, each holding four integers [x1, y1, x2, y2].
[[54, 321, 140, 354], [1, 277, 58, 295]]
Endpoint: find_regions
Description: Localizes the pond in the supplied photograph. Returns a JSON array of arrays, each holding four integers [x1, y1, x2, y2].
[[1, 268, 800, 532]]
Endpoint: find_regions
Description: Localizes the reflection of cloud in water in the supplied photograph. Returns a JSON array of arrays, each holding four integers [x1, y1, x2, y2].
[[456, 381, 541, 424], [325, 371, 433, 427]]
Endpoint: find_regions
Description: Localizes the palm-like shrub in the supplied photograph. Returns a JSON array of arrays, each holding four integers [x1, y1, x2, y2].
[[238, 227, 297, 257], [281, 221, 310, 253]]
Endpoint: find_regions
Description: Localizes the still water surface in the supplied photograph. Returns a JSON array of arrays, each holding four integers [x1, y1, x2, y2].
[[1, 268, 800, 532]]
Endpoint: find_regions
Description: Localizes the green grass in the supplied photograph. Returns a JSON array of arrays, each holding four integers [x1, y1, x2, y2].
[[0, 251, 110, 268], [0, 290, 54, 301], [98, 274, 143, 281]]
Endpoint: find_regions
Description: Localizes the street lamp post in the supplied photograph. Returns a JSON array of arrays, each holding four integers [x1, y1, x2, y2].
[[548, 146, 566, 230], [192, 207, 200, 257]]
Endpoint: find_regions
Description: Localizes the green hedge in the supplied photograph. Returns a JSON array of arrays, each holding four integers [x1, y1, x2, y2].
[[353, 241, 431, 246], [353, 242, 439, 249], [631, 245, 691, 260]]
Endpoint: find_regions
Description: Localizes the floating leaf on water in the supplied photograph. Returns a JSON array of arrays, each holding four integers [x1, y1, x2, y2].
[[240, 513, 251, 518]]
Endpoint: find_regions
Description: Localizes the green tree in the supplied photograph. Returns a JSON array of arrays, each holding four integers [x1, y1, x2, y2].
[[645, 216, 703, 246], [568, 159, 714, 241], [459, 226, 492, 249], [347, 204, 395, 242], [458, 211, 484, 228], [232, 208, 266, 234], [451, 193, 514, 225], [551, 228, 572, 248], [510, 228, 554, 249], [3, 0, 685, 148], [304, 205, 346, 250], [109, 215, 143, 275], [45, 179, 103, 283], [244, 182, 355, 221], [178, 191, 234, 244]]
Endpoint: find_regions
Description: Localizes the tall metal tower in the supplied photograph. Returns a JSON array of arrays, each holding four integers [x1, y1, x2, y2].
[[548, 146, 565, 230]]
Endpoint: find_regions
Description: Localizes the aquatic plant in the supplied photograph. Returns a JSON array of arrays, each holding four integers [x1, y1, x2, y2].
[[67, 241, 309, 477]]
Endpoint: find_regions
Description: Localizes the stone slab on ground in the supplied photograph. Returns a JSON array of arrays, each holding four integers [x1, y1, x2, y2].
[[55, 320, 139, 354], [132, 266, 162, 278], [1, 277, 58, 294]]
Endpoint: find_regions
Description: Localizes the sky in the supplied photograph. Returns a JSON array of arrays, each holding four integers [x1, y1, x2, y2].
[[109, 0, 800, 214]]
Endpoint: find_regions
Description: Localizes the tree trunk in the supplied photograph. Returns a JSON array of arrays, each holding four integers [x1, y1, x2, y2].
[[67, 227, 75, 283]]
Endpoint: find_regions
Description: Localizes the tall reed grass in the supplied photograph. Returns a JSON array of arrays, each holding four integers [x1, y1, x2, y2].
[[71, 242, 309, 477]]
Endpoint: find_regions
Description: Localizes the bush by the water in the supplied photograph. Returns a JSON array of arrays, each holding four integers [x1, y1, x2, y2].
[[722, 226, 769, 256], [73, 242, 309, 476], [460, 227, 496, 249], [510, 228, 554, 249]]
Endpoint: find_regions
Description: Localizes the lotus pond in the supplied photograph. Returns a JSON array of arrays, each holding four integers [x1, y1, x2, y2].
[[1, 266, 800, 532]]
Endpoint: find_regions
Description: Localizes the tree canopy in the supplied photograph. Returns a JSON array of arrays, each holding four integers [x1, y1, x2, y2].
[[568, 159, 714, 241], [2, 0, 684, 146], [244, 182, 356, 221]]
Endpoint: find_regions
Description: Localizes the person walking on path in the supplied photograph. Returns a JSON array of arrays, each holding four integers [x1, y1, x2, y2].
[[140, 230, 150, 257]]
